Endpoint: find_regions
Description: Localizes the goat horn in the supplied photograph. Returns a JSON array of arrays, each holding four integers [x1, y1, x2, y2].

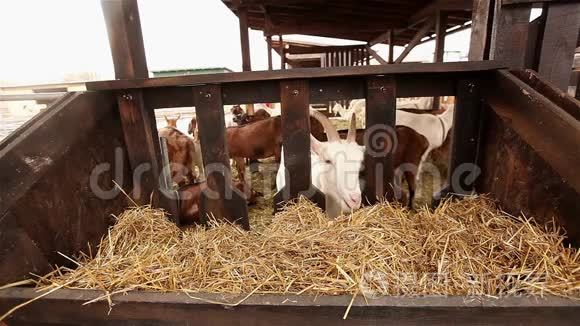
[[310, 109, 340, 142], [347, 112, 357, 143]]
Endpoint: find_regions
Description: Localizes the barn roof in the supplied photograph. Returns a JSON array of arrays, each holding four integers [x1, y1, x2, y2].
[[220, 0, 473, 46]]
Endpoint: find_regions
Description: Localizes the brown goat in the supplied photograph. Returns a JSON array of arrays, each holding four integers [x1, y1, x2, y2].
[[164, 114, 181, 128], [226, 115, 326, 181], [158, 127, 200, 186], [234, 108, 271, 126], [177, 180, 261, 225]]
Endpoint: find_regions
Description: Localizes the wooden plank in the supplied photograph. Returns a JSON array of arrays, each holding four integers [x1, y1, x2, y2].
[[100, 0, 148, 79], [239, 6, 252, 72], [503, 0, 579, 4], [511, 69, 580, 121], [476, 111, 580, 246], [279, 34, 285, 69], [396, 18, 436, 63], [365, 45, 388, 65], [434, 10, 447, 63], [490, 2, 532, 69], [469, 0, 495, 61], [266, 35, 273, 70], [115, 90, 162, 204], [0, 211, 50, 284], [193, 85, 249, 230], [537, 2, 580, 91], [2, 288, 579, 325], [274, 80, 325, 211], [0, 92, 116, 215], [1, 93, 131, 277], [388, 29, 394, 64], [482, 70, 580, 194], [86, 61, 505, 91], [363, 76, 396, 204], [141, 72, 460, 109], [448, 79, 484, 195]]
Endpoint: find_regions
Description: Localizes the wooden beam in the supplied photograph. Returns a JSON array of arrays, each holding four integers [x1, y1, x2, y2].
[[434, 11, 448, 62], [279, 35, 285, 69], [468, 0, 495, 61], [365, 45, 388, 65], [87, 61, 505, 91], [239, 6, 252, 72], [363, 76, 396, 204], [490, 2, 533, 68], [395, 18, 436, 63], [274, 80, 325, 211], [101, 0, 165, 205], [100, 0, 148, 79], [537, 2, 580, 91], [2, 287, 580, 324], [482, 70, 580, 194], [193, 85, 250, 230], [388, 29, 394, 64], [448, 79, 484, 195], [266, 35, 273, 70], [410, 0, 472, 26]]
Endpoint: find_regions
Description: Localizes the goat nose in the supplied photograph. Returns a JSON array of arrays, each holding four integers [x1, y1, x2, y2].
[[350, 193, 362, 207]]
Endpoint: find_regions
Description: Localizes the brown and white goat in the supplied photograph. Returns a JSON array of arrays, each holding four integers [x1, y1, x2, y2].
[[337, 125, 428, 208]]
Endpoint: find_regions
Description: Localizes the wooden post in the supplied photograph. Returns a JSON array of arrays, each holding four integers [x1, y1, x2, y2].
[[266, 35, 273, 71], [537, 2, 580, 92], [448, 79, 483, 195], [279, 35, 285, 69], [434, 11, 447, 63], [238, 6, 251, 72], [433, 10, 447, 109], [193, 85, 250, 230], [101, 0, 170, 211], [388, 29, 394, 64], [469, 0, 495, 61], [490, 2, 532, 69], [363, 76, 396, 204], [274, 80, 325, 211]]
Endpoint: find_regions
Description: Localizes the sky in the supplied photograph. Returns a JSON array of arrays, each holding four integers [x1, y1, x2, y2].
[[0, 0, 475, 86]]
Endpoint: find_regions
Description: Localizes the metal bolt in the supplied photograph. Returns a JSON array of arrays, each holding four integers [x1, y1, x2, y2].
[[380, 86, 386, 92], [204, 92, 211, 99], [291, 89, 299, 96], [122, 94, 133, 101], [319, 89, 323, 93]]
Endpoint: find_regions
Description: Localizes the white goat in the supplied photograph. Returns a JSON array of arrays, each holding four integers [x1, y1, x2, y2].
[[276, 111, 364, 218]]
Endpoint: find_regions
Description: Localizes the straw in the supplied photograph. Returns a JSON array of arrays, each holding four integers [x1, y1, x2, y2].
[[2, 195, 578, 321]]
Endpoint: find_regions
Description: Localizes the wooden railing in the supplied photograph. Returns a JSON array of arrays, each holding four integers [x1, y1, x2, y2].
[[86, 61, 504, 229]]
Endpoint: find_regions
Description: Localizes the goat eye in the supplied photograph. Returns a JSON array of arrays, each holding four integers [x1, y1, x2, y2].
[[325, 159, 332, 164]]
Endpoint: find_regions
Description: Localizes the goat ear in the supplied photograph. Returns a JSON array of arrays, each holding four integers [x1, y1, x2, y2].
[[176, 113, 181, 120], [164, 115, 169, 123], [347, 112, 357, 143]]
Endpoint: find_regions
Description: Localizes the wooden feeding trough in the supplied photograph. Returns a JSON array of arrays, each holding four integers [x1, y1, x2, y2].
[[1, 0, 580, 324]]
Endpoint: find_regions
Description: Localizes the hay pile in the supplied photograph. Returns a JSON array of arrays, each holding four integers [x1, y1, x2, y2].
[[37, 196, 579, 300]]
